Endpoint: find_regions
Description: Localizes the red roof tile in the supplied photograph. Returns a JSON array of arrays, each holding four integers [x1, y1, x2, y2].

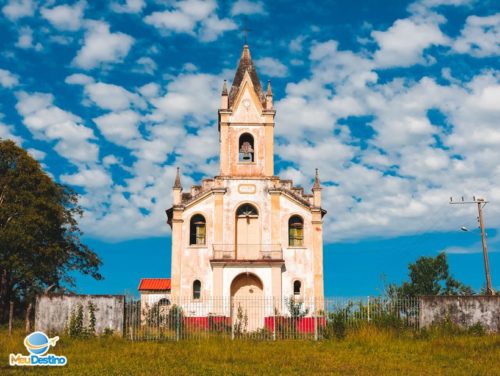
[[138, 278, 171, 291]]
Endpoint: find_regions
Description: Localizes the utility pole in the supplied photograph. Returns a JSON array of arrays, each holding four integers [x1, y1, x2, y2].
[[450, 196, 494, 295]]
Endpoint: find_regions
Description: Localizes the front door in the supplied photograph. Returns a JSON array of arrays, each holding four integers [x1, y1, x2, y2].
[[231, 273, 264, 332]]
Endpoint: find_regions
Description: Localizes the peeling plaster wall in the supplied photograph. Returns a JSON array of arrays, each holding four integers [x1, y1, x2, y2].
[[35, 294, 125, 335], [279, 194, 314, 298], [181, 195, 215, 297], [178, 178, 317, 301], [419, 296, 500, 332]]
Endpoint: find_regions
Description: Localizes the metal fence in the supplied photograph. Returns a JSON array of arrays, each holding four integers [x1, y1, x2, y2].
[[124, 296, 420, 341]]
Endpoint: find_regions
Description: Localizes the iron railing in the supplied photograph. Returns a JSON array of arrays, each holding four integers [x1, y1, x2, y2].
[[211, 244, 283, 261], [124, 296, 420, 341]]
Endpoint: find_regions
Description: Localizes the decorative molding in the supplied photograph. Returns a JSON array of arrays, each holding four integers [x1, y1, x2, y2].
[[238, 184, 257, 194]]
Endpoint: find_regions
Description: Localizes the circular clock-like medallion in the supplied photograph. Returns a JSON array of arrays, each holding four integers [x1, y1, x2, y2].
[[242, 99, 251, 108]]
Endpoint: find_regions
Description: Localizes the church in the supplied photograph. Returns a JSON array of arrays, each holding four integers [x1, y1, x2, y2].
[[139, 44, 326, 317]]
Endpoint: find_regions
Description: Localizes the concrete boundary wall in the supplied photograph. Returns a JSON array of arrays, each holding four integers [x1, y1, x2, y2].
[[35, 294, 125, 335], [419, 296, 500, 332]]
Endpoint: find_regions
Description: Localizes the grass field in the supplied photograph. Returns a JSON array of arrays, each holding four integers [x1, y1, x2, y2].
[[1, 327, 499, 375]]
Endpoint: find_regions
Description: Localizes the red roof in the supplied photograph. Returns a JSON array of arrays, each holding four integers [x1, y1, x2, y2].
[[138, 278, 171, 291]]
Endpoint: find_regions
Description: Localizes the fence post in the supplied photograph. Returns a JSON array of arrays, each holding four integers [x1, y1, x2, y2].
[[273, 298, 276, 341], [314, 305, 318, 341], [231, 300, 234, 341], [176, 301, 180, 341], [367, 296, 371, 322]]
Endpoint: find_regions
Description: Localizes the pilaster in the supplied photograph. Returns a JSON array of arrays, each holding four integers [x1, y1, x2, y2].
[[170, 209, 183, 297]]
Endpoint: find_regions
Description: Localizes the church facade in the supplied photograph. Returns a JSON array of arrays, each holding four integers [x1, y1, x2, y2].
[[166, 45, 326, 305]]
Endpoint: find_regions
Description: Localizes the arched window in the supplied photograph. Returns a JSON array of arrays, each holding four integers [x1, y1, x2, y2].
[[293, 280, 302, 296], [190, 214, 206, 245], [158, 298, 170, 306], [193, 280, 201, 300], [236, 203, 259, 217], [289, 215, 304, 246], [239, 133, 254, 162]]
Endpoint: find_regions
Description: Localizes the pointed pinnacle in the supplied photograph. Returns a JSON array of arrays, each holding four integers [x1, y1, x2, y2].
[[242, 44, 251, 60], [221, 80, 228, 96], [173, 167, 182, 189], [313, 168, 321, 189], [266, 80, 273, 96]]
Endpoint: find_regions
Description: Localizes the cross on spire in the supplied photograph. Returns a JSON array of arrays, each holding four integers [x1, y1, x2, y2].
[[242, 18, 251, 44]]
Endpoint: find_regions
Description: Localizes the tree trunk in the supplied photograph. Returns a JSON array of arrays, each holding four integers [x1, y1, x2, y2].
[[8, 300, 14, 335], [25, 302, 32, 334]]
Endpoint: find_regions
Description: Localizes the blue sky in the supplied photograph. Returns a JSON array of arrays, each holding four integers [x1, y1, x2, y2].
[[1, 0, 499, 296]]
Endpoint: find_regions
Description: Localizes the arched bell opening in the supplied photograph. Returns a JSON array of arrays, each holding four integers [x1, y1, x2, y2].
[[239, 133, 254, 162]]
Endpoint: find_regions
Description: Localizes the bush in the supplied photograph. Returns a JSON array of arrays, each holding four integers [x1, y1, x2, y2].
[[67, 301, 98, 338], [467, 322, 486, 336]]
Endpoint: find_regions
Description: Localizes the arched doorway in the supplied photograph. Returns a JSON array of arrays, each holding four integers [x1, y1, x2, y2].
[[235, 203, 260, 260], [230, 273, 264, 332]]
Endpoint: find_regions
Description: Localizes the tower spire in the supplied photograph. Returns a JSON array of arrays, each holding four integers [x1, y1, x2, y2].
[[220, 80, 228, 109], [266, 80, 273, 96], [173, 167, 182, 189], [266, 80, 273, 109], [313, 168, 321, 189], [221, 80, 228, 96], [228, 44, 265, 108]]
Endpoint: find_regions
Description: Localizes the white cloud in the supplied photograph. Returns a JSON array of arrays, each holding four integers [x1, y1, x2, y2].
[[65, 73, 95, 85], [68, 72, 225, 239], [78, 164, 177, 240], [150, 72, 220, 126], [73, 21, 134, 69], [27, 148, 46, 160], [145, 0, 236, 41], [103, 154, 121, 166], [199, 15, 237, 42], [14, 4, 497, 246], [41, 1, 86, 31], [135, 56, 157, 75], [15, 92, 99, 163], [93, 110, 141, 146], [268, 34, 500, 242], [2, 0, 35, 21], [453, 14, 500, 57], [231, 0, 267, 16], [410, 0, 474, 9], [84, 82, 144, 111], [145, 0, 215, 34], [255, 57, 288, 77], [60, 167, 112, 189], [0, 69, 19, 88], [372, 19, 449, 68], [289, 35, 307, 53], [16, 27, 42, 51], [139, 82, 160, 98], [111, 0, 145, 14], [0, 120, 22, 143]]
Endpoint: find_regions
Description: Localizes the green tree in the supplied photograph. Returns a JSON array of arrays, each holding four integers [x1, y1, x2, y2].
[[388, 252, 473, 298], [0, 140, 102, 322]]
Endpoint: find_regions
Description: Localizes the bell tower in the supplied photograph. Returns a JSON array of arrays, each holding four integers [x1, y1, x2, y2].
[[218, 44, 276, 178]]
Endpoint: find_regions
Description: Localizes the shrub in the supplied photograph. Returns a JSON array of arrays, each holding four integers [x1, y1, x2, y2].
[[467, 322, 486, 336], [67, 301, 99, 338], [68, 303, 84, 337]]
